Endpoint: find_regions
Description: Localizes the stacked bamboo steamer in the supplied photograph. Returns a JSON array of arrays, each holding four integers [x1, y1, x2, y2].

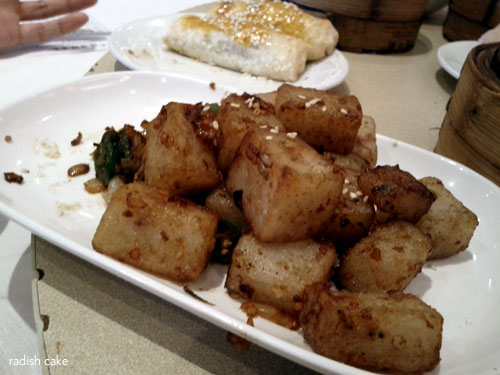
[[289, 0, 429, 52], [443, 0, 500, 41], [435, 43, 500, 186]]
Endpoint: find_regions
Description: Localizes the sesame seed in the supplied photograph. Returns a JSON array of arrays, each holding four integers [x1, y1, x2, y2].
[[349, 192, 357, 199], [322, 105, 327, 112], [344, 178, 350, 184], [230, 103, 241, 108], [305, 98, 321, 108], [260, 153, 272, 167], [244, 96, 255, 108], [340, 108, 348, 115], [265, 135, 273, 140], [363, 196, 369, 203], [259, 125, 268, 129], [286, 132, 297, 139], [270, 128, 279, 134], [342, 188, 348, 194], [298, 95, 306, 99], [202, 104, 210, 112], [356, 190, 363, 197], [212, 120, 219, 129]]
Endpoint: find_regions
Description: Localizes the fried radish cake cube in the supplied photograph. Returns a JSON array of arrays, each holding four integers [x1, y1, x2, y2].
[[275, 84, 362, 154], [165, 14, 308, 81], [144, 102, 220, 196], [321, 168, 375, 250], [323, 114, 378, 174], [417, 177, 478, 260], [92, 182, 217, 281], [339, 221, 432, 292], [216, 93, 285, 172], [225, 234, 336, 315], [226, 128, 343, 242], [300, 282, 443, 373], [358, 165, 435, 223]]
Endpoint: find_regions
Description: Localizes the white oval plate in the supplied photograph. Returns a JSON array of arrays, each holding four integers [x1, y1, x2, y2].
[[108, 13, 349, 93], [437, 40, 480, 79], [1, 72, 500, 375]]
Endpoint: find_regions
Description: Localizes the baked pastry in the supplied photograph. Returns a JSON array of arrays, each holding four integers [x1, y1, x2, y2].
[[207, 0, 338, 60], [164, 14, 307, 81], [164, 0, 339, 81]]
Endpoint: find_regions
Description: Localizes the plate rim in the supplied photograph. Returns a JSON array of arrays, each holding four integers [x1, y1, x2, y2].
[[1, 71, 499, 375], [437, 40, 480, 79]]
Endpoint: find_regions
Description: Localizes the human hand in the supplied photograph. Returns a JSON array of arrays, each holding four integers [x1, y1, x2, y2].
[[0, 0, 97, 51]]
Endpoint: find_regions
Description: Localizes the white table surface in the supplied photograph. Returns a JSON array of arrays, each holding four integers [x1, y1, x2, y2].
[[0, 2, 211, 374]]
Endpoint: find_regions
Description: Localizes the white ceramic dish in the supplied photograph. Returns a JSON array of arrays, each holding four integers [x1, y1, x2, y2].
[[108, 13, 349, 93], [437, 40, 480, 79], [1, 72, 500, 375]]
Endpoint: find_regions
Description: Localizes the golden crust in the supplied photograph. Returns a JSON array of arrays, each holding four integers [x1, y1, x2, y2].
[[225, 234, 336, 314], [357, 165, 435, 223], [92, 182, 217, 282], [144, 102, 220, 196], [225, 128, 343, 242], [300, 282, 443, 373], [275, 84, 363, 154], [339, 220, 432, 292], [417, 177, 478, 260]]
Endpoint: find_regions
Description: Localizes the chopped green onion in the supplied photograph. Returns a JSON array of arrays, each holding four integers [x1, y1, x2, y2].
[[94, 129, 120, 186], [209, 103, 220, 116]]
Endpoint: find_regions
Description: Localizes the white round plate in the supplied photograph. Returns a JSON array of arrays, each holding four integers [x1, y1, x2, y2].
[[437, 40, 480, 79], [1, 72, 499, 375], [108, 13, 349, 93]]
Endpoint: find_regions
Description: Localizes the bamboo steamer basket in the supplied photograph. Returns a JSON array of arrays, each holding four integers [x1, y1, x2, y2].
[[290, 0, 429, 52], [435, 42, 500, 186], [443, 0, 500, 41]]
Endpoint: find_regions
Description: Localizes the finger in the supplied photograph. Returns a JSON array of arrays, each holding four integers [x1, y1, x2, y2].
[[20, 0, 97, 21], [18, 12, 89, 46]]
